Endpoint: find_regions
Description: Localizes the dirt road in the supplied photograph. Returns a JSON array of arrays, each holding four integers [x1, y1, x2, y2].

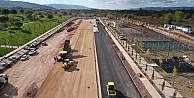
[[0, 19, 81, 98], [35, 20, 98, 98]]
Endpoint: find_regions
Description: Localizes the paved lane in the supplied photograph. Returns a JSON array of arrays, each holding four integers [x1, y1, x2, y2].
[[95, 23, 142, 98]]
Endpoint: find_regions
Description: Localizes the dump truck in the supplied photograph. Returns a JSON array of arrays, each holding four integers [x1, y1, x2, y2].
[[0, 74, 8, 90], [59, 40, 71, 61], [58, 40, 73, 69], [106, 82, 116, 97]]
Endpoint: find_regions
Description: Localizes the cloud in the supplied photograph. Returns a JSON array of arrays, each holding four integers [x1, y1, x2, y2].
[[105, 0, 147, 5], [102, 0, 192, 9], [188, 0, 194, 3], [105, 1, 116, 4], [150, 0, 176, 4]]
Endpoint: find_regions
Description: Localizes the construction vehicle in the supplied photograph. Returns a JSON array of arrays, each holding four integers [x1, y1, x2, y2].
[[106, 82, 116, 97], [62, 59, 73, 69], [0, 74, 8, 90], [58, 40, 71, 61], [58, 40, 73, 69]]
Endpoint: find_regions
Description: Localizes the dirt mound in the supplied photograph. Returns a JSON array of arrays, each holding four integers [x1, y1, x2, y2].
[[25, 83, 38, 97], [66, 21, 74, 28], [67, 27, 75, 32]]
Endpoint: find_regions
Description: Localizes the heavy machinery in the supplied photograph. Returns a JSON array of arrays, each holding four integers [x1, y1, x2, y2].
[[59, 40, 71, 60], [106, 82, 116, 97], [62, 59, 73, 69], [0, 74, 8, 90], [58, 40, 73, 69]]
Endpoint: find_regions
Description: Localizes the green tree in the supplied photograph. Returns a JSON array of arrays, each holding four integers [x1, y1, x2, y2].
[[191, 13, 194, 21], [159, 56, 163, 67], [10, 9, 17, 15], [45, 11, 53, 19], [47, 13, 53, 19], [19, 9, 24, 14], [31, 12, 37, 21], [63, 11, 67, 16], [39, 14, 44, 19], [26, 14, 32, 20], [172, 66, 178, 87], [2, 9, 10, 15], [14, 21, 23, 28], [24, 10, 34, 21], [184, 13, 191, 19], [0, 16, 9, 23], [146, 48, 150, 55], [0, 23, 4, 30], [24, 10, 33, 15], [163, 12, 174, 24], [175, 11, 184, 22]]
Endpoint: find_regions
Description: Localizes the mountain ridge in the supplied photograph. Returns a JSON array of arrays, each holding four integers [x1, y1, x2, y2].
[[0, 0, 54, 9]]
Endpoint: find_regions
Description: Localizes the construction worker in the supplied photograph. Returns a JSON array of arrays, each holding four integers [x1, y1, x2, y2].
[[56, 56, 58, 61], [54, 57, 56, 64]]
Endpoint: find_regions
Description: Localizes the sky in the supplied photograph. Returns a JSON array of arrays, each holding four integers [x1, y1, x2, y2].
[[11, 0, 194, 9]]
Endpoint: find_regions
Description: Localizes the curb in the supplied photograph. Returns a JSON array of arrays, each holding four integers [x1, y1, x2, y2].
[[93, 21, 102, 98]]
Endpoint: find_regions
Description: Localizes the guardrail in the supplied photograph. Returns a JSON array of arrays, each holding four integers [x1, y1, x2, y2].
[[0, 18, 75, 73]]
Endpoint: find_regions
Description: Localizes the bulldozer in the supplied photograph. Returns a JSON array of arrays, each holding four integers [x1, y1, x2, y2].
[[106, 82, 116, 97]]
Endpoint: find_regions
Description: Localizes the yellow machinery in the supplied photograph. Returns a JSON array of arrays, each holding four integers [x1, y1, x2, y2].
[[58, 40, 74, 69], [106, 82, 116, 97], [62, 59, 73, 69]]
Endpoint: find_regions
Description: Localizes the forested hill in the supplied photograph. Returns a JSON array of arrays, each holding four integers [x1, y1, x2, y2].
[[0, 0, 54, 9]]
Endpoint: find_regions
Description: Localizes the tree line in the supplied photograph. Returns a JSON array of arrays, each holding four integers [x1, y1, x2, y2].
[[0, 9, 55, 30]]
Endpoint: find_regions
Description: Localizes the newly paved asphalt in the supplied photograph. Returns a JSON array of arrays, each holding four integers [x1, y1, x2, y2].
[[95, 23, 142, 98]]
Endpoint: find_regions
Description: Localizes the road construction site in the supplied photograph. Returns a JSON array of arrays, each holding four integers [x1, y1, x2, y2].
[[0, 18, 146, 98], [1, 17, 193, 98]]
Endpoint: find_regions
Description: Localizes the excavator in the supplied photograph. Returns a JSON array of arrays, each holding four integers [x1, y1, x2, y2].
[[58, 40, 73, 69], [106, 82, 116, 97]]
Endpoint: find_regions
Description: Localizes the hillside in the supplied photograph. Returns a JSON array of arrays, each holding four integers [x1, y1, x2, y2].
[[47, 4, 90, 9], [0, 0, 54, 9]]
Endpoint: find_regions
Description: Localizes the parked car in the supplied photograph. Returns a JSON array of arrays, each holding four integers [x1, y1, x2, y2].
[[21, 55, 28, 61], [119, 36, 125, 40], [29, 50, 36, 55], [41, 42, 47, 46], [30, 48, 36, 51], [23, 45, 30, 50]]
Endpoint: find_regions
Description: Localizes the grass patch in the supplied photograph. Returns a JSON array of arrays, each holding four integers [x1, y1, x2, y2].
[[0, 15, 69, 57], [0, 47, 15, 57]]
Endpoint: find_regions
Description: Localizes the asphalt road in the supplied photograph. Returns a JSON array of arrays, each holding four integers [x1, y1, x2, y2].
[[95, 23, 142, 98]]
